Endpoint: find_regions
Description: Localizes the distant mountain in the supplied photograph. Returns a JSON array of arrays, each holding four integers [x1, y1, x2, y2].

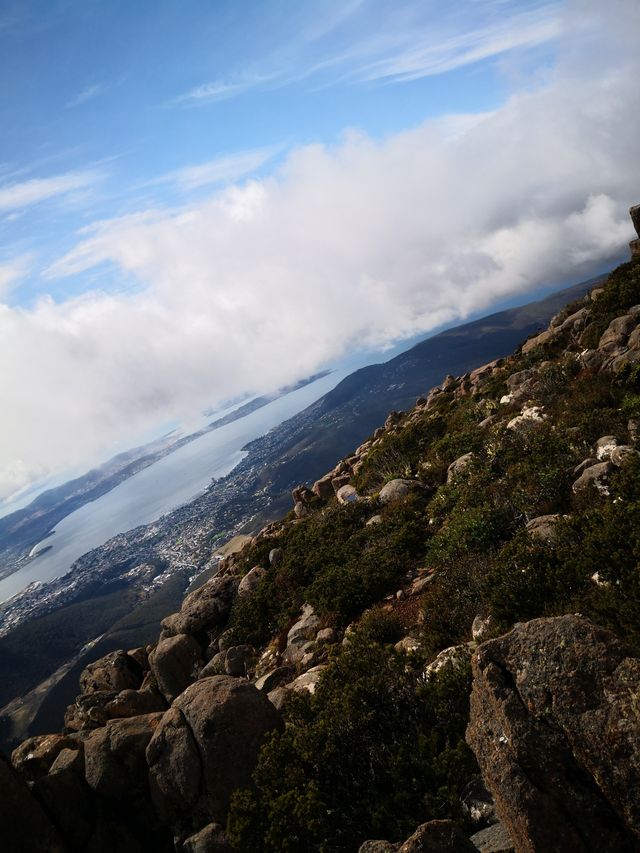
[[253, 277, 603, 494]]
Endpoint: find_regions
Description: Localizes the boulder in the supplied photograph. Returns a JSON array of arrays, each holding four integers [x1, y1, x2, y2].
[[378, 479, 414, 504], [48, 746, 85, 776], [237, 565, 266, 597], [332, 473, 352, 492], [525, 514, 560, 544], [291, 485, 314, 505], [254, 666, 293, 692], [312, 474, 335, 501], [469, 822, 514, 853], [471, 615, 493, 643], [84, 712, 163, 798], [146, 676, 283, 826], [410, 570, 437, 595], [598, 315, 636, 352], [199, 651, 227, 678], [287, 604, 320, 646], [294, 501, 309, 518], [12, 733, 80, 782], [161, 574, 239, 637], [224, 644, 254, 677], [336, 484, 358, 504], [267, 686, 290, 711], [572, 460, 614, 495], [397, 820, 477, 852], [282, 640, 314, 666], [366, 514, 383, 526], [0, 753, 67, 853], [358, 843, 401, 853], [33, 764, 94, 850], [424, 645, 470, 681], [466, 615, 640, 852], [610, 445, 639, 467], [288, 665, 327, 695], [595, 435, 619, 460], [269, 547, 283, 566], [506, 405, 546, 431], [521, 328, 558, 355], [315, 627, 337, 644], [394, 636, 422, 654], [150, 633, 204, 703], [447, 453, 475, 484], [79, 650, 142, 695], [182, 822, 231, 852], [64, 691, 118, 732], [105, 686, 167, 718], [572, 457, 597, 477]]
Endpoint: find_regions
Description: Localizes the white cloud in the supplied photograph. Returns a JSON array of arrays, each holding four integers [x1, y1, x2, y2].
[[0, 254, 32, 300], [173, 73, 278, 106], [353, 4, 562, 83], [1, 0, 639, 499], [66, 83, 102, 108], [173, 1, 562, 105], [147, 146, 282, 191], [0, 169, 102, 213]]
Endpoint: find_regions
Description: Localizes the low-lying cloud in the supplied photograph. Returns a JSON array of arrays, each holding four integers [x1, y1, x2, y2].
[[1, 0, 639, 502]]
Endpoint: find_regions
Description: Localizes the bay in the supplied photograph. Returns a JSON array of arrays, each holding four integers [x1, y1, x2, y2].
[[0, 369, 349, 602]]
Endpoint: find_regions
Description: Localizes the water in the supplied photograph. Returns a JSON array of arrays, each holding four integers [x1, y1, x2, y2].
[[0, 369, 351, 602]]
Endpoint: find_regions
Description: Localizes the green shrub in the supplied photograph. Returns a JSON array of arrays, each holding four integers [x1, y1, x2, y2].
[[228, 631, 476, 853]]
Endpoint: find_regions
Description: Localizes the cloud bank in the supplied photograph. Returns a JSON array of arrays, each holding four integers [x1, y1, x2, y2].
[[1, 0, 639, 501]]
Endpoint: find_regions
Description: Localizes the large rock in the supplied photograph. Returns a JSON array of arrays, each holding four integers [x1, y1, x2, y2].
[[12, 733, 80, 783], [336, 484, 358, 504], [572, 460, 613, 495], [358, 843, 400, 853], [466, 615, 640, 852], [469, 822, 514, 853], [287, 604, 320, 646], [0, 753, 67, 852], [33, 765, 94, 851], [64, 690, 118, 732], [105, 686, 167, 718], [79, 650, 142, 695], [524, 514, 560, 544], [312, 473, 335, 501], [146, 676, 282, 827], [447, 453, 475, 484], [84, 712, 163, 798], [397, 820, 477, 852], [182, 822, 231, 852], [237, 565, 266, 597], [150, 633, 204, 703], [161, 574, 239, 637], [378, 478, 414, 504]]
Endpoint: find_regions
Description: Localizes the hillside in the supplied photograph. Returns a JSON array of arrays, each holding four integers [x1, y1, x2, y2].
[[0, 278, 600, 750], [248, 277, 602, 494], [3, 244, 640, 852]]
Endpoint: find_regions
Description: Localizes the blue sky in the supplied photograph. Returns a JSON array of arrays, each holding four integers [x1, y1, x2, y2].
[[0, 0, 561, 304], [0, 0, 639, 503]]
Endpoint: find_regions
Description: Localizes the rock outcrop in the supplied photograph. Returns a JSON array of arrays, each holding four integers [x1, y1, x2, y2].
[[146, 675, 282, 830], [467, 616, 640, 852], [0, 753, 67, 853]]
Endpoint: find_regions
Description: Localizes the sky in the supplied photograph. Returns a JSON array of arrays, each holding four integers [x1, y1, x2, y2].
[[0, 0, 639, 506]]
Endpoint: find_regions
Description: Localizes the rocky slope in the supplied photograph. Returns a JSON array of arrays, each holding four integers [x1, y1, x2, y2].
[[3, 217, 640, 852], [0, 279, 599, 748]]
